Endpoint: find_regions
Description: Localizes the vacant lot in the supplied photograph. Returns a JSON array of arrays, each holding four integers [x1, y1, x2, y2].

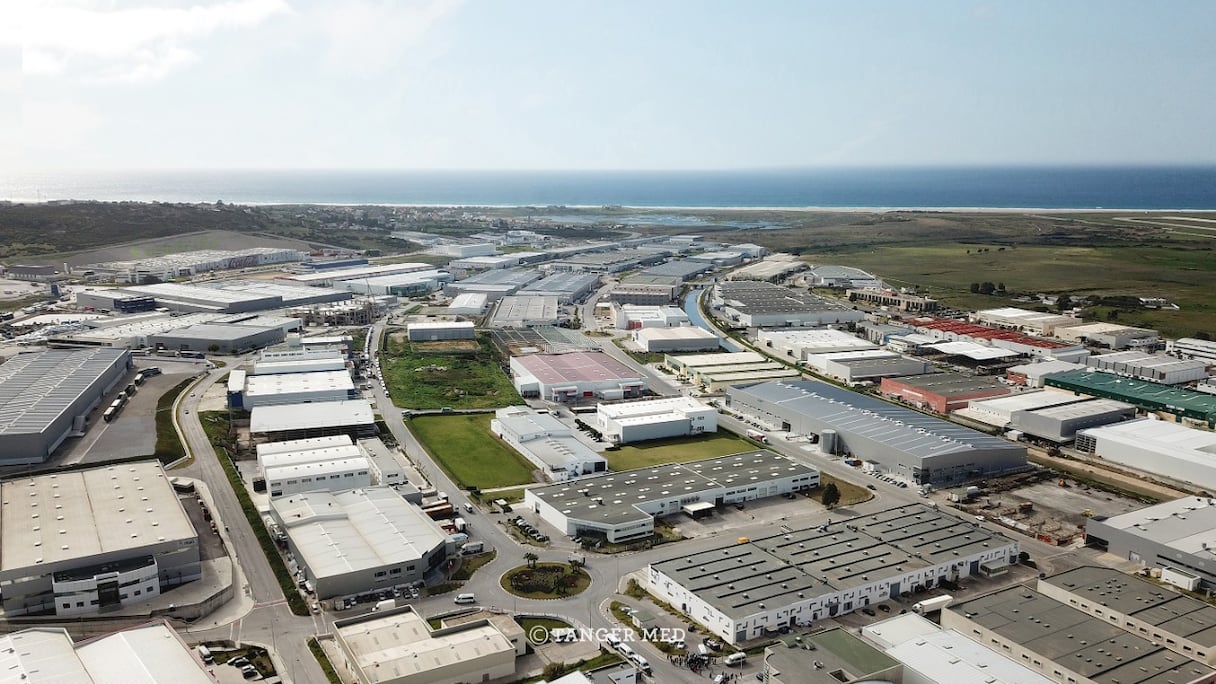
[[383, 334, 520, 409], [408, 414, 536, 489], [606, 432, 757, 471]]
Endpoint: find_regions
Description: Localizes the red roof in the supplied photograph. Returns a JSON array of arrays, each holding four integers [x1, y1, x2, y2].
[[910, 318, 1067, 349]]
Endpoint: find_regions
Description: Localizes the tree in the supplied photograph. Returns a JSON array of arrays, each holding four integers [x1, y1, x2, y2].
[[524, 552, 539, 569], [207, 343, 221, 353], [979, 282, 996, 295], [1195, 331, 1213, 341], [996, 282, 1006, 292], [1107, 309, 1120, 321], [821, 483, 841, 509], [969, 283, 980, 294], [1056, 295, 1072, 312]]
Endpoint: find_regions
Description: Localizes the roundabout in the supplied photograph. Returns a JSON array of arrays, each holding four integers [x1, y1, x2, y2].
[[500, 560, 592, 599]]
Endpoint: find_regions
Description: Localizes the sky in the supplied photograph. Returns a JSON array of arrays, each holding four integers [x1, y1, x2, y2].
[[2, 0, 1215, 171]]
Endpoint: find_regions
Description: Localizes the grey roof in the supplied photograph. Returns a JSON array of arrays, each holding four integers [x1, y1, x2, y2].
[[716, 281, 855, 315], [153, 323, 275, 341], [1086, 497, 1216, 563], [653, 503, 1013, 620], [0, 348, 129, 436], [731, 380, 1020, 460], [455, 268, 543, 287], [640, 260, 713, 278], [1019, 398, 1135, 421], [1043, 566, 1216, 649], [250, 400, 375, 433], [884, 371, 1007, 396], [518, 272, 600, 295], [765, 629, 900, 684], [951, 586, 1215, 684]]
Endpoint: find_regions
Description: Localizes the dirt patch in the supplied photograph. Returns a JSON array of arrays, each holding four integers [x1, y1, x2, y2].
[[62, 230, 313, 267], [411, 340, 481, 353]]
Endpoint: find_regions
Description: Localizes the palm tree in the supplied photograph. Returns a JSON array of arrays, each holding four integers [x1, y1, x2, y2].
[[524, 552, 539, 569]]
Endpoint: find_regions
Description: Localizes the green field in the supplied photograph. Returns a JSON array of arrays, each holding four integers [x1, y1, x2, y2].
[[382, 334, 521, 409], [408, 414, 537, 489], [819, 243, 1216, 339], [605, 432, 758, 471]]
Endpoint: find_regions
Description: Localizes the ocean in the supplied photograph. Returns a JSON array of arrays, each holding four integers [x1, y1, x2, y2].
[[4, 167, 1216, 209]]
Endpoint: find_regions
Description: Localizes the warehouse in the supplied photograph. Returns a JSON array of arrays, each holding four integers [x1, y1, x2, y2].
[[757, 328, 876, 361], [727, 380, 1027, 485], [684, 361, 787, 384], [1005, 359, 1086, 387], [0, 461, 201, 617], [1039, 566, 1216, 666], [250, 355, 348, 375], [955, 391, 1091, 429], [0, 621, 214, 684], [1173, 338, 1216, 364], [490, 406, 607, 481], [1085, 497, 1216, 592], [149, 321, 285, 354], [525, 451, 818, 543], [712, 281, 865, 328], [688, 250, 745, 267], [448, 254, 521, 272], [336, 270, 452, 296], [270, 487, 449, 598], [550, 248, 669, 273], [490, 326, 598, 356], [250, 400, 377, 442], [847, 288, 939, 313], [943, 586, 1215, 684], [1044, 369, 1216, 426], [595, 396, 717, 443], [443, 268, 543, 300], [213, 312, 304, 336], [1075, 419, 1216, 492], [700, 367, 803, 392], [1009, 398, 1136, 443], [446, 292, 488, 316], [517, 271, 600, 303], [632, 326, 720, 353], [647, 503, 1018, 645], [909, 318, 1090, 363], [207, 280, 352, 307], [1086, 350, 1210, 385], [806, 265, 882, 289], [100, 247, 303, 283], [762, 629, 901, 684], [726, 255, 808, 283], [639, 259, 715, 281], [433, 242, 499, 258], [0, 348, 131, 465], [607, 282, 679, 305], [814, 354, 933, 385], [974, 307, 1084, 336], [880, 372, 1012, 413], [333, 605, 517, 684], [1056, 322, 1160, 350], [664, 350, 769, 378], [241, 370, 355, 408], [613, 304, 689, 329], [105, 283, 278, 313], [510, 352, 646, 402], [923, 340, 1020, 370], [490, 295, 563, 328], [256, 437, 372, 497], [288, 262, 434, 286], [406, 321, 476, 341]]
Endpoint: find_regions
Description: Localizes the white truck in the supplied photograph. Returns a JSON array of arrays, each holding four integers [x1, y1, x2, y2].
[[912, 594, 954, 615], [745, 428, 768, 444], [461, 541, 485, 555]]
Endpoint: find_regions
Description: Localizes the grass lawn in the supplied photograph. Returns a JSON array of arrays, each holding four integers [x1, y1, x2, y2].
[[501, 563, 591, 599], [382, 333, 521, 409], [409, 414, 536, 489], [820, 473, 873, 507], [517, 616, 572, 634], [452, 550, 497, 581], [606, 432, 758, 471]]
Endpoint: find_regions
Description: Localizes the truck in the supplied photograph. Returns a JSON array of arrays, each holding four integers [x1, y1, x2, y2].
[[745, 429, 767, 443], [912, 594, 954, 615], [461, 541, 484, 555], [452, 517, 467, 533]]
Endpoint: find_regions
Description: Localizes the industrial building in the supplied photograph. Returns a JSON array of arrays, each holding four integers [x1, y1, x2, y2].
[[607, 282, 679, 305], [808, 352, 933, 385], [712, 281, 865, 328], [974, 307, 1084, 337], [446, 292, 488, 316], [250, 400, 377, 442], [433, 242, 499, 258], [612, 304, 689, 329], [1039, 566, 1216, 666], [288, 262, 435, 286], [847, 287, 939, 313], [0, 621, 214, 684], [595, 396, 717, 443], [78, 280, 348, 314], [631, 326, 720, 353], [687, 250, 745, 267], [1086, 350, 1210, 385], [526, 451, 818, 544], [943, 585, 1216, 684], [5, 263, 59, 280], [1045, 369, 1216, 426], [861, 613, 1056, 684], [490, 406, 607, 481], [923, 340, 1021, 366], [336, 270, 452, 296], [358, 437, 407, 487], [1005, 359, 1086, 387], [647, 503, 1018, 645], [1173, 338, 1216, 364], [241, 370, 355, 408], [491, 326, 599, 356], [806, 265, 882, 289], [99, 247, 303, 283], [664, 351, 769, 378], [762, 628, 902, 684], [0, 348, 132, 465], [757, 328, 876, 361], [148, 321, 286, 354], [550, 248, 669, 273], [448, 254, 523, 272], [333, 605, 517, 684], [490, 295, 563, 328], [0, 461, 200, 617], [443, 268, 543, 300], [909, 318, 1090, 363], [518, 272, 600, 303], [1075, 419, 1216, 492], [700, 367, 803, 392], [1056, 323, 1160, 350], [250, 353, 347, 375], [640, 259, 715, 280], [406, 321, 476, 341], [727, 380, 1028, 485], [256, 436, 373, 497], [880, 372, 1012, 413], [955, 391, 1091, 429], [269, 487, 449, 598], [510, 352, 646, 402], [1085, 497, 1216, 591], [1008, 398, 1135, 443]]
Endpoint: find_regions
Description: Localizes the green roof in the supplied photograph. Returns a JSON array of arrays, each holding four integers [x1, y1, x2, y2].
[[1045, 369, 1216, 424]]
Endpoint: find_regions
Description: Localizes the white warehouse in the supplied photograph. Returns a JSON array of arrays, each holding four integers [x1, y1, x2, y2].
[[1076, 419, 1216, 492], [614, 304, 690, 330], [596, 397, 717, 444], [241, 370, 356, 408], [632, 326, 720, 353], [256, 436, 373, 498], [490, 406, 607, 481], [406, 321, 476, 341]]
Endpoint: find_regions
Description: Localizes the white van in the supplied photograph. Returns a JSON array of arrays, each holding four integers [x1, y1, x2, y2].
[[724, 652, 746, 666], [196, 645, 213, 663], [605, 633, 622, 649], [617, 642, 635, 658], [630, 653, 652, 674], [454, 593, 476, 605]]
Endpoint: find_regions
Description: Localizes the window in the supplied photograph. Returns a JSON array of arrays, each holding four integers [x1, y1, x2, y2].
[[374, 571, 387, 578], [390, 568, 401, 575], [135, 590, 141, 596], [62, 603, 70, 609], [76, 602, 84, 607]]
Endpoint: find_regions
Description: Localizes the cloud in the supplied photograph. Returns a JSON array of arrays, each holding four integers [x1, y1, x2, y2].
[[313, 0, 461, 77], [12, 0, 289, 83]]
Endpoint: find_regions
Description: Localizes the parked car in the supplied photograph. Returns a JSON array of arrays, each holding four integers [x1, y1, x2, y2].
[[230, 657, 251, 668], [861, 607, 876, 616], [241, 664, 259, 679]]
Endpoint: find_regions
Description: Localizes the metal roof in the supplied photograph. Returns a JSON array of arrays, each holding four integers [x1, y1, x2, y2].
[[884, 371, 1008, 396], [518, 271, 600, 295], [250, 400, 375, 433], [1088, 497, 1216, 563], [243, 370, 354, 397], [0, 622, 211, 684], [512, 352, 642, 385], [716, 281, 855, 315], [1045, 369, 1216, 422], [0, 348, 129, 436]]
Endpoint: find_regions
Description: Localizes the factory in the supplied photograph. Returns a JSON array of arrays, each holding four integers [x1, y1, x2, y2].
[[762, 629, 901, 684], [490, 295, 564, 328], [631, 326, 720, 353], [99, 247, 304, 283], [443, 268, 543, 300], [1044, 369, 1216, 426], [446, 292, 489, 317], [805, 265, 883, 289], [525, 451, 818, 544], [510, 352, 646, 402], [712, 281, 865, 328], [920, 340, 1021, 369], [688, 250, 746, 267], [1085, 497, 1216, 594], [256, 435, 376, 494], [250, 400, 377, 442], [490, 406, 607, 481], [333, 605, 518, 684], [607, 281, 679, 305], [664, 350, 770, 379], [879, 372, 1012, 413], [647, 503, 1018, 645], [698, 366, 803, 392], [148, 320, 287, 354], [1085, 350, 1210, 385], [239, 370, 355, 408], [0, 461, 201, 617], [640, 259, 716, 281], [335, 270, 453, 296], [757, 328, 877, 361], [517, 271, 600, 303], [943, 585, 1216, 684], [1075, 419, 1216, 492], [406, 321, 476, 341], [726, 254, 808, 283], [0, 348, 132, 465], [432, 242, 499, 258], [1007, 398, 1136, 443], [613, 304, 689, 329], [447, 254, 523, 273], [269, 487, 450, 598], [490, 326, 599, 357], [78, 280, 350, 314], [806, 351, 933, 385], [1055, 322, 1160, 350], [908, 318, 1090, 363], [727, 380, 1028, 485], [847, 288, 939, 313], [973, 307, 1084, 337], [1173, 337, 1216, 364], [250, 351, 348, 375], [955, 391, 1094, 429], [595, 396, 717, 444], [549, 248, 669, 273], [288, 262, 435, 286], [0, 621, 214, 684], [1004, 359, 1086, 387]]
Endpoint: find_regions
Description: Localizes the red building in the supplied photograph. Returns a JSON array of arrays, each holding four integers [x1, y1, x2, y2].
[[880, 372, 1012, 413]]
